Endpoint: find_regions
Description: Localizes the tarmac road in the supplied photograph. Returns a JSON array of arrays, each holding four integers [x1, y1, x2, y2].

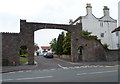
[[33, 55, 76, 70], [2, 64, 118, 82]]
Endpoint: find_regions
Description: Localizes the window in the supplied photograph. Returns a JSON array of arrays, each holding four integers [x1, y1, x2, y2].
[[116, 31, 119, 36], [117, 43, 120, 49], [101, 33, 104, 37], [100, 22, 103, 27]]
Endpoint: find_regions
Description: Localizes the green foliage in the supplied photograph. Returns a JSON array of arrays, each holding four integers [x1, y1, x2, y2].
[[34, 43, 39, 52], [20, 57, 28, 62], [50, 38, 57, 53], [62, 32, 71, 55], [82, 30, 92, 36], [81, 30, 100, 41], [56, 32, 65, 55], [69, 19, 73, 24], [19, 45, 28, 63], [19, 45, 28, 56], [50, 32, 65, 55], [103, 43, 109, 49]]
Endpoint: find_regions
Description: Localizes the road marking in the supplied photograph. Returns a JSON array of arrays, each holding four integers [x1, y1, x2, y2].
[[77, 70, 117, 76], [74, 66, 80, 68], [57, 64, 106, 70], [25, 70, 32, 72], [3, 76, 53, 81], [50, 69, 56, 70], [9, 72, 16, 74], [77, 73, 88, 75], [105, 66, 114, 67], [42, 69, 50, 71], [3, 79, 14, 81], [17, 71, 24, 72], [69, 67, 75, 69], [57, 64, 68, 69]]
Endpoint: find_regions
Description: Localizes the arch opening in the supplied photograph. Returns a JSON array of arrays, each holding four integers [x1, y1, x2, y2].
[[20, 20, 82, 65], [19, 45, 28, 65], [78, 46, 83, 61], [34, 29, 68, 56]]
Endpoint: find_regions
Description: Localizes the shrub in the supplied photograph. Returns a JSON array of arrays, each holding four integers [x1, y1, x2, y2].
[[103, 43, 109, 49], [81, 30, 100, 41]]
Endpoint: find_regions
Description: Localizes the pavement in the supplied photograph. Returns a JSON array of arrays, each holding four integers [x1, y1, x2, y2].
[[1, 57, 119, 73], [57, 58, 119, 66], [1, 62, 38, 73]]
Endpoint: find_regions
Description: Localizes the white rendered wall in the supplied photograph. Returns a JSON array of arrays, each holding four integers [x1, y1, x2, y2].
[[118, 1, 120, 48], [80, 5, 118, 49]]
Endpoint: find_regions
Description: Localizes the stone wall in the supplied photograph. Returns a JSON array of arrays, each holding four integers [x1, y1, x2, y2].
[[106, 50, 120, 61], [2, 33, 20, 66], [59, 55, 71, 61], [59, 38, 119, 62], [1, 20, 119, 66], [78, 38, 107, 62]]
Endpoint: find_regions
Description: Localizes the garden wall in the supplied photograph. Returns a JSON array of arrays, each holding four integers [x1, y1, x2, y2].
[[2, 33, 20, 66], [106, 50, 120, 61]]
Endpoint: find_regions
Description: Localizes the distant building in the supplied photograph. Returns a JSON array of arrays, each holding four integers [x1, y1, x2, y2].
[[112, 2, 120, 48], [71, 3, 118, 49], [41, 46, 51, 53], [118, 1, 120, 48]]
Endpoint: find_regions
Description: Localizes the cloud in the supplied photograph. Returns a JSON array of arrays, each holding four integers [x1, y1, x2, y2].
[[0, 0, 119, 46]]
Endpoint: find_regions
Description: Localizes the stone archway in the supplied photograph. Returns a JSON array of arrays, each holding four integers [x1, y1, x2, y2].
[[2, 19, 109, 66], [20, 20, 82, 65]]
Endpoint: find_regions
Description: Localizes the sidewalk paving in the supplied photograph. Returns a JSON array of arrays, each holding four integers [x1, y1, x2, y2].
[[1, 62, 37, 73], [70, 61, 119, 66], [55, 57, 119, 66]]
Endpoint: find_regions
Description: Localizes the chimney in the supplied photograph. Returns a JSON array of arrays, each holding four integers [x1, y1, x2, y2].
[[86, 3, 92, 15], [103, 6, 109, 16]]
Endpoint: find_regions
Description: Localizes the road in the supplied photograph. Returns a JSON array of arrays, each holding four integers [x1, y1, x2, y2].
[[2, 56, 118, 82], [33, 55, 77, 70]]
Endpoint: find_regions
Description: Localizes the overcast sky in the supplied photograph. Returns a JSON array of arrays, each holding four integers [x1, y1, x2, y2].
[[0, 0, 119, 47]]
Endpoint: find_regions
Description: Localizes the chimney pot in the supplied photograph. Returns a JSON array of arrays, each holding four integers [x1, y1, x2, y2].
[[103, 6, 109, 10], [86, 3, 92, 8], [103, 6, 109, 16]]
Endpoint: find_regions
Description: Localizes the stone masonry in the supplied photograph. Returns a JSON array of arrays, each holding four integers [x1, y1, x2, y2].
[[1, 19, 119, 66]]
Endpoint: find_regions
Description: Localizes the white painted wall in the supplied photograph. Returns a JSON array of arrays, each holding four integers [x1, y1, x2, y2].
[[75, 4, 118, 49], [118, 1, 120, 48]]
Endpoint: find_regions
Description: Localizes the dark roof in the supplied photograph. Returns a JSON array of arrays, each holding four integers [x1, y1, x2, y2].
[[112, 26, 120, 33]]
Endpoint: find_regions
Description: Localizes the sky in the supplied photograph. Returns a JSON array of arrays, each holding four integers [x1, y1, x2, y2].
[[0, 0, 120, 47]]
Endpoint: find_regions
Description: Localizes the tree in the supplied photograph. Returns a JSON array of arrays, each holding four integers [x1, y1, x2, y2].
[[69, 19, 73, 24], [56, 32, 65, 55], [34, 43, 39, 52], [81, 30, 92, 36], [19, 45, 28, 56], [62, 32, 71, 55], [49, 38, 57, 53]]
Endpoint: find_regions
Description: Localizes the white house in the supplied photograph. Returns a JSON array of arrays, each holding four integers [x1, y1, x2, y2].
[[71, 3, 118, 49], [118, 1, 120, 48], [41, 46, 52, 53]]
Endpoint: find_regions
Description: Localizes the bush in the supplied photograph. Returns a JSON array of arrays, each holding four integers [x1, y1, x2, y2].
[[81, 30, 100, 41], [103, 43, 109, 49]]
